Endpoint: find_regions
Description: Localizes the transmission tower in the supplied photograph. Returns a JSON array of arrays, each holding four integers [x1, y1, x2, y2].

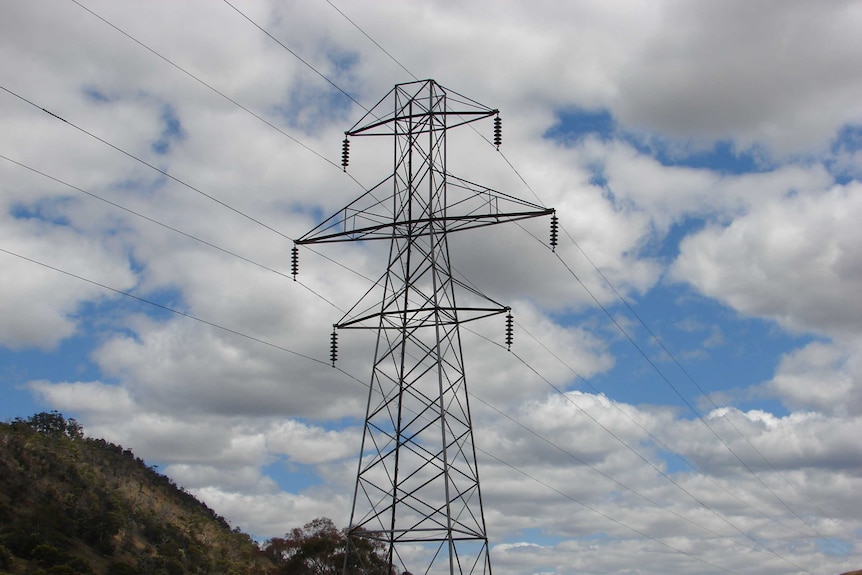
[[295, 80, 555, 575]]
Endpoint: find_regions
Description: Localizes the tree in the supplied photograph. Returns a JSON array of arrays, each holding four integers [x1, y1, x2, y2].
[[263, 518, 391, 575], [17, 411, 83, 439]]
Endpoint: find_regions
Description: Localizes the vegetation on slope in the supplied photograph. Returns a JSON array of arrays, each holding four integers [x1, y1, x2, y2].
[[0, 412, 269, 575], [0, 412, 392, 575]]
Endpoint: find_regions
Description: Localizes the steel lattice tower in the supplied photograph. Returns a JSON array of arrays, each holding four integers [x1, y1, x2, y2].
[[296, 80, 554, 575]]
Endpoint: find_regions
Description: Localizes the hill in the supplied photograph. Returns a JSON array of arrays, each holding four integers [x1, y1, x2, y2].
[[0, 412, 274, 575]]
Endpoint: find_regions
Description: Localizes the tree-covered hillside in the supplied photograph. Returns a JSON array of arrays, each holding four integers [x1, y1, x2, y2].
[[0, 412, 393, 575], [0, 412, 274, 575]]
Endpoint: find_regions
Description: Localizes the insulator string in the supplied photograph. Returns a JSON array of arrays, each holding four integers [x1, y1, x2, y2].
[[550, 213, 559, 252], [330, 327, 339, 366], [341, 136, 350, 171], [505, 311, 514, 350]]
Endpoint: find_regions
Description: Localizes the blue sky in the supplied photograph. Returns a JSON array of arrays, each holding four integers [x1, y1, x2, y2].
[[2, 2, 862, 575]]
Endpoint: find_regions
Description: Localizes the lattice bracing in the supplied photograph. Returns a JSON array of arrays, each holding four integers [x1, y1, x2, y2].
[[297, 80, 553, 575]]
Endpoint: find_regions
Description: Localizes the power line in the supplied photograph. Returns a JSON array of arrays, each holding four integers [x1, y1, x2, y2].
[[0, 246, 329, 368], [465, 366, 729, 540], [507, 216, 828, 548], [0, 153, 344, 314], [524, 218, 827, 542], [572, 220, 835, 525], [452, 245, 819, 546], [449, 233, 818, 547], [69, 0, 343, 173], [220, 0, 369, 113], [323, 0, 418, 81], [509, 317, 816, 541], [0, 84, 292, 242], [69, 0, 385, 212], [500, 342, 811, 573], [477, 448, 739, 575]]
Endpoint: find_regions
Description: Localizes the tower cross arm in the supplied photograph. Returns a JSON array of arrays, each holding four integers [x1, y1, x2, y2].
[[335, 305, 512, 330], [295, 172, 554, 246], [345, 79, 500, 137], [295, 207, 554, 245], [348, 109, 498, 137]]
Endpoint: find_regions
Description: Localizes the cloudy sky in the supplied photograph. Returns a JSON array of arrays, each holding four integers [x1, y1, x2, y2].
[[2, 1, 862, 574]]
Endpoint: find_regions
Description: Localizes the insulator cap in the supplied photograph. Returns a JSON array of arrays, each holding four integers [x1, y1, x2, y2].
[[550, 213, 559, 252], [505, 312, 514, 350], [493, 115, 502, 149], [330, 328, 338, 367], [341, 137, 350, 172], [291, 245, 299, 280]]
